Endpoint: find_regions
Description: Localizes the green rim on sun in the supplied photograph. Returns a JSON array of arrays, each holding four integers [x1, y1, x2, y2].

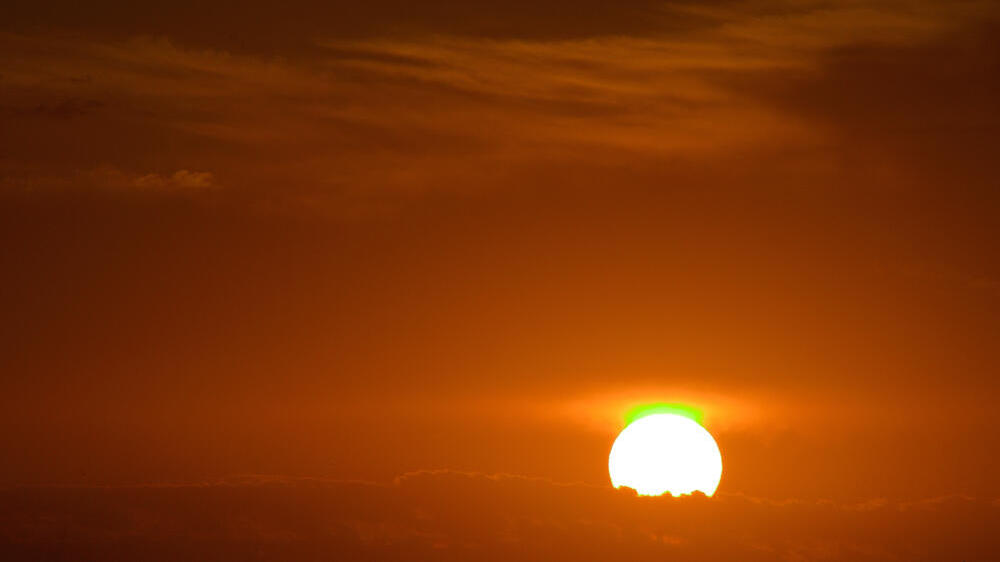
[[623, 403, 703, 427]]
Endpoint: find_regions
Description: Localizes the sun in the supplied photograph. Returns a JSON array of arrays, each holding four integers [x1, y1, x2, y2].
[[608, 413, 723, 496]]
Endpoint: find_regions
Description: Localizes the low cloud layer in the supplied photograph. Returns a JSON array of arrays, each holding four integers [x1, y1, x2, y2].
[[3, 471, 997, 561]]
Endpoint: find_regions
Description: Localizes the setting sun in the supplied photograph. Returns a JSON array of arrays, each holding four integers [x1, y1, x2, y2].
[[609, 413, 723, 496]]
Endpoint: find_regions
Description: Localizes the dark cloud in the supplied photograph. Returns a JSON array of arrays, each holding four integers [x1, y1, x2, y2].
[[2, 472, 997, 561], [2, 1, 714, 51]]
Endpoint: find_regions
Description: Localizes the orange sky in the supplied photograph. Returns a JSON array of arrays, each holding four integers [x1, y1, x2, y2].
[[2, 1, 999, 559]]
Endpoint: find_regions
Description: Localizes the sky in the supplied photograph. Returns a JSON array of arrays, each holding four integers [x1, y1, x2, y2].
[[2, 0, 999, 559]]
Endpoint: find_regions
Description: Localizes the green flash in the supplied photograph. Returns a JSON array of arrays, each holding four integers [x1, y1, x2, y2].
[[624, 403, 704, 426]]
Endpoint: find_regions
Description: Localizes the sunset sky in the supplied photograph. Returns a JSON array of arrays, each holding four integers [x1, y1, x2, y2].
[[2, 1, 999, 559]]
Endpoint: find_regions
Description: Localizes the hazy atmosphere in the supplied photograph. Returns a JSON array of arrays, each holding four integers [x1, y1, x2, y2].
[[2, 1, 999, 559]]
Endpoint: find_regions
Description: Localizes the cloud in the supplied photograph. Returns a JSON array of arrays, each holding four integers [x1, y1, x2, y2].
[[82, 166, 218, 192], [133, 169, 217, 191], [1, 471, 997, 561], [0, 166, 218, 195], [1, 1, 994, 204]]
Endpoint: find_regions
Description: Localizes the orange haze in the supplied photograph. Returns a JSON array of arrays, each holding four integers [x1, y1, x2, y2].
[[2, 1, 999, 559]]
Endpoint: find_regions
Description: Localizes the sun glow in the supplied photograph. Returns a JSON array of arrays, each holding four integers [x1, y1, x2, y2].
[[608, 413, 723, 496]]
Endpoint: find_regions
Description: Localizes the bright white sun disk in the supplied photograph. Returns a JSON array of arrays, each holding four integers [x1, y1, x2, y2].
[[608, 413, 722, 496]]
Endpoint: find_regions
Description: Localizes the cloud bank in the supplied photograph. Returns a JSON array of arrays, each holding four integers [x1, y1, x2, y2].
[[3, 471, 997, 561]]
